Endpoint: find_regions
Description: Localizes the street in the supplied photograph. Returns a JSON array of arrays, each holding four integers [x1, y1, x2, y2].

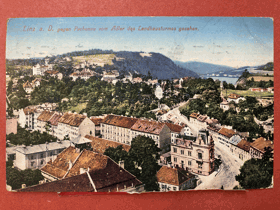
[[160, 102, 244, 190]]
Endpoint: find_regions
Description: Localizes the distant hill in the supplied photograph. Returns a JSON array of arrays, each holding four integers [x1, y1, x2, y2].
[[256, 62, 274, 71], [173, 61, 235, 75], [112, 52, 199, 80]]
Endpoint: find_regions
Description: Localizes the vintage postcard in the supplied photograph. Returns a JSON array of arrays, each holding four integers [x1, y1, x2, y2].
[[5, 17, 274, 193]]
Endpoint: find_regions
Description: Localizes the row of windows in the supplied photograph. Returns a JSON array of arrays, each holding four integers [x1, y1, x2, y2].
[[173, 148, 192, 156]]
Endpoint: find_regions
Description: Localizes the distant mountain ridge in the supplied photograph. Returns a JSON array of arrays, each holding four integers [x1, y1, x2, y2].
[[174, 61, 235, 75], [112, 51, 199, 80]]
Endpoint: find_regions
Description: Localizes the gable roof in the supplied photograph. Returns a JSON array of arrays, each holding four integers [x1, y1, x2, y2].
[[45, 70, 59, 75], [23, 81, 33, 88], [157, 166, 195, 186], [102, 115, 138, 129], [37, 110, 55, 122], [85, 135, 131, 153], [58, 112, 87, 127], [19, 157, 142, 192], [90, 117, 104, 126], [48, 113, 62, 126], [131, 119, 167, 135], [218, 127, 236, 138], [236, 139, 251, 152], [190, 113, 200, 119], [165, 123, 183, 133], [250, 137, 274, 153], [228, 93, 241, 99]]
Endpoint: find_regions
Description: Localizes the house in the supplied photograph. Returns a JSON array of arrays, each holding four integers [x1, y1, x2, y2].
[[33, 59, 54, 75], [132, 77, 142, 83], [70, 69, 95, 81], [56, 112, 95, 140], [189, 113, 208, 130], [250, 137, 274, 159], [13, 140, 73, 170], [227, 93, 245, 104], [171, 129, 215, 175], [47, 112, 62, 136], [233, 139, 251, 161], [267, 87, 274, 93], [217, 127, 242, 147], [85, 135, 131, 154], [165, 123, 184, 144], [249, 88, 268, 92], [31, 147, 143, 192], [157, 165, 196, 192], [32, 78, 42, 87], [18, 106, 40, 130], [130, 119, 171, 153], [23, 81, 34, 94], [90, 117, 104, 136], [45, 70, 63, 80], [101, 115, 138, 145], [155, 85, 163, 99], [36, 110, 55, 133], [6, 118, 17, 135]]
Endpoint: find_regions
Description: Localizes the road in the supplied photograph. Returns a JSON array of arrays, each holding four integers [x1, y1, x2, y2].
[[160, 102, 244, 190]]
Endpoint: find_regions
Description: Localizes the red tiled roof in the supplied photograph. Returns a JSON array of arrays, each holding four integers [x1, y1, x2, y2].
[[23, 81, 33, 88], [48, 113, 62, 126], [23, 106, 37, 115], [131, 119, 167, 135], [85, 135, 131, 153], [41, 147, 80, 179], [102, 115, 138, 129], [236, 139, 251, 152], [90, 117, 103, 126], [37, 110, 55, 122], [165, 123, 183, 133], [228, 93, 241, 99], [45, 70, 59, 75], [250, 137, 274, 153], [218, 127, 236, 138], [189, 113, 200, 119], [197, 115, 207, 122], [58, 112, 87, 127], [157, 166, 195, 186], [19, 157, 142, 192]]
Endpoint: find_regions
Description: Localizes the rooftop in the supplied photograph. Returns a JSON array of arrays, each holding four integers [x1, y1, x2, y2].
[[16, 140, 72, 155], [86, 135, 131, 153], [250, 137, 274, 153], [37, 110, 55, 122], [157, 166, 195, 186], [102, 115, 138, 129], [131, 119, 167, 135], [218, 127, 236, 138], [90, 117, 104, 126], [23, 106, 37, 115], [228, 93, 241, 99], [236, 139, 251, 152], [190, 113, 200, 119], [165, 123, 183, 133], [58, 112, 87, 127]]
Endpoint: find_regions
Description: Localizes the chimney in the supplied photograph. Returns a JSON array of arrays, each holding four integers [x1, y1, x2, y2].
[[80, 168, 87, 174]]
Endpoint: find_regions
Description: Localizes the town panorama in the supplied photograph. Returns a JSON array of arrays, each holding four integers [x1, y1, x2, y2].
[[6, 17, 274, 193]]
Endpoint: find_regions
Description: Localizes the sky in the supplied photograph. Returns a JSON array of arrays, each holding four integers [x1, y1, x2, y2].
[[6, 17, 273, 68]]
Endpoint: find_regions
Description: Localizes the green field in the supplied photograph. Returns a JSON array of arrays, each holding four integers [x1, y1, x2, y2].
[[248, 76, 274, 82], [72, 54, 116, 66], [222, 89, 274, 98], [67, 103, 87, 113]]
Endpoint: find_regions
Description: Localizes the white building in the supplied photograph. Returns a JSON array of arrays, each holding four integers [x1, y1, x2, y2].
[[56, 112, 95, 140], [13, 140, 73, 170], [33, 59, 54, 75], [18, 106, 40, 130]]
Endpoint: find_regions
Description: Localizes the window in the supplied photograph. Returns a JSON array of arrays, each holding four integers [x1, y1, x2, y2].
[[173, 148, 177, 153], [31, 155, 34, 160], [174, 157, 177, 162], [188, 151, 192, 156], [198, 162, 202, 168], [41, 160, 44, 165], [173, 187, 177, 191], [198, 153, 202, 159], [188, 161, 192, 166], [181, 150, 184, 155], [40, 153, 44, 158]]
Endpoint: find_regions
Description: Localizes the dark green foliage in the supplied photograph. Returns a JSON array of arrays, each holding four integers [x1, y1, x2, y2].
[[6, 166, 44, 190], [104, 135, 161, 192], [235, 148, 273, 189], [6, 125, 58, 146]]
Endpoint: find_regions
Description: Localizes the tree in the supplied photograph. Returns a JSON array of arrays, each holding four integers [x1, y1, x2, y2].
[[235, 148, 273, 189], [128, 136, 161, 191], [104, 145, 128, 163]]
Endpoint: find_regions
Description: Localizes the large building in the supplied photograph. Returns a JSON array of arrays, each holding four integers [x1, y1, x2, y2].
[[250, 137, 274, 159], [18, 106, 40, 130], [28, 147, 144, 193], [56, 112, 95, 140], [171, 130, 215, 176], [33, 59, 54, 75], [13, 140, 73, 170]]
